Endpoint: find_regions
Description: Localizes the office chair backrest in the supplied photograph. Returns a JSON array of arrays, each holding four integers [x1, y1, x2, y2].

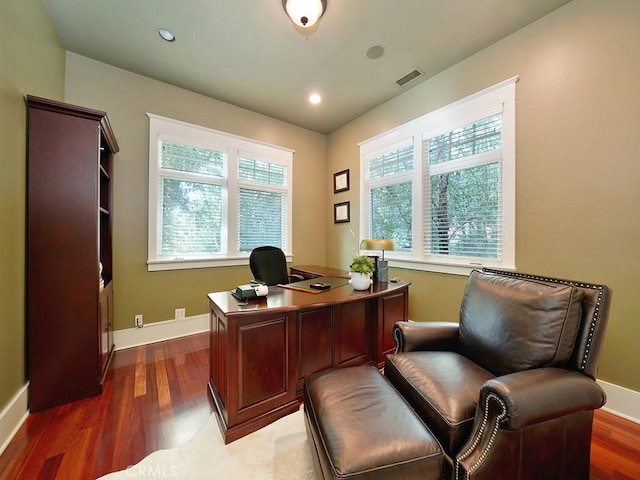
[[249, 246, 290, 286]]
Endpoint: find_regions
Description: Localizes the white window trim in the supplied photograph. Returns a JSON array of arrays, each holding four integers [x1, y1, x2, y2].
[[359, 76, 518, 276], [147, 113, 294, 271]]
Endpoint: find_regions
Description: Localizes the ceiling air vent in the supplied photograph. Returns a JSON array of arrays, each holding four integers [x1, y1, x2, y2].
[[395, 68, 424, 87]]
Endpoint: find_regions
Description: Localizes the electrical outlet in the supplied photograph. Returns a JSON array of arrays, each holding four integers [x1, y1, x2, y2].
[[135, 314, 143, 328], [175, 308, 185, 320]]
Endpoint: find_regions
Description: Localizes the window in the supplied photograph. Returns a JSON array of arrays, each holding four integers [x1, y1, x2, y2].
[[147, 114, 293, 271], [360, 77, 517, 275]]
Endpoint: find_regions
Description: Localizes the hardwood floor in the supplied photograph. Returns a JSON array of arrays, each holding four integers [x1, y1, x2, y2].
[[591, 409, 640, 479], [0, 334, 213, 479], [0, 332, 638, 479]]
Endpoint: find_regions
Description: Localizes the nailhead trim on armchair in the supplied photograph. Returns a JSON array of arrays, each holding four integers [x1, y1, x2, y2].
[[455, 392, 508, 480]]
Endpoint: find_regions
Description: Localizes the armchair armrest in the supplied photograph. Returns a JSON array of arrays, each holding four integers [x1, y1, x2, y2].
[[392, 321, 459, 353], [456, 368, 605, 479], [481, 367, 606, 429]]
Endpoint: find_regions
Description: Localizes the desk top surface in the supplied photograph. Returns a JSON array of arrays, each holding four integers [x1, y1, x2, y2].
[[208, 277, 410, 316], [289, 264, 351, 278]]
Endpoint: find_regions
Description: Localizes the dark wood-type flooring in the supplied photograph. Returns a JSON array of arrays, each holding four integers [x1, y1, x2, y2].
[[0, 333, 638, 479]]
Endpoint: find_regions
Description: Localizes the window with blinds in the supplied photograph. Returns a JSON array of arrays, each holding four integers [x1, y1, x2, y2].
[[359, 77, 517, 275], [147, 114, 293, 271], [425, 114, 503, 260]]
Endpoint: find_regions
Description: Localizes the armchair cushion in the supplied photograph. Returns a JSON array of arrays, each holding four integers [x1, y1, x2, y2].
[[385, 351, 494, 455], [457, 270, 584, 376]]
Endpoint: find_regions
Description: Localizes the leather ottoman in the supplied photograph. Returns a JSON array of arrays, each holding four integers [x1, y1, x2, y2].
[[303, 366, 444, 480]]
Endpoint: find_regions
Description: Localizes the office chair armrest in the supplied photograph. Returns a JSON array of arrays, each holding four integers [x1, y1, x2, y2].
[[288, 274, 304, 283]]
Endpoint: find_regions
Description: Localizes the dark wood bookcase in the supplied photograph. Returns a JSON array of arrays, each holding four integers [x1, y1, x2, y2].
[[26, 95, 119, 412]]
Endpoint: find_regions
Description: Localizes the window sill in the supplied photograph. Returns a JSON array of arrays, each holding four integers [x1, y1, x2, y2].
[[389, 258, 515, 276], [148, 254, 294, 272]]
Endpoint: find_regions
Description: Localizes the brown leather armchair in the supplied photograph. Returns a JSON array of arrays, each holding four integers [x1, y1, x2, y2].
[[385, 268, 611, 480]]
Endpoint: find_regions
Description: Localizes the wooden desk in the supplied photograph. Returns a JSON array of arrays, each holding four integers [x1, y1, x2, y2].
[[207, 279, 410, 443], [289, 264, 351, 279]]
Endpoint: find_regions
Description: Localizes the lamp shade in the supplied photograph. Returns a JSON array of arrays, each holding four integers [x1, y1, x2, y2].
[[283, 0, 326, 28], [360, 239, 395, 252]]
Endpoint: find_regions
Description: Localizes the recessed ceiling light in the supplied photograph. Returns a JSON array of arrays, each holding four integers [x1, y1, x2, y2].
[[157, 28, 176, 42], [309, 93, 322, 105]]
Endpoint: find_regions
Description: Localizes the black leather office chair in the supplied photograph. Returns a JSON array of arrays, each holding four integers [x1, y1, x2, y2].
[[249, 246, 304, 286]]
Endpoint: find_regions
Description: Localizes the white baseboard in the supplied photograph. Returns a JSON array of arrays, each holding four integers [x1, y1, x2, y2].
[[113, 313, 210, 351], [598, 379, 640, 424], [0, 383, 29, 457]]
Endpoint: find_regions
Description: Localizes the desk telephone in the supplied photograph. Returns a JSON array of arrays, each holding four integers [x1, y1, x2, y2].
[[231, 281, 269, 301]]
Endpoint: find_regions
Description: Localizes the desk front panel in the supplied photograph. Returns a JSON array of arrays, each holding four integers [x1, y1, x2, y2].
[[236, 314, 290, 410], [298, 307, 334, 381], [295, 299, 372, 393], [209, 305, 299, 443], [334, 299, 371, 367]]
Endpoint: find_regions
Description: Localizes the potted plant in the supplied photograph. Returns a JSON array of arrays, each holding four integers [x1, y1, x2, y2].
[[349, 255, 375, 290]]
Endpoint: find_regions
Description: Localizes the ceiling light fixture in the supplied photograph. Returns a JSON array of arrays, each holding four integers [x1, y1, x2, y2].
[[282, 0, 327, 28], [157, 28, 176, 42]]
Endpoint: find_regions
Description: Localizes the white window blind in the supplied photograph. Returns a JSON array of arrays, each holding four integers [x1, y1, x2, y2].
[[237, 156, 288, 252]]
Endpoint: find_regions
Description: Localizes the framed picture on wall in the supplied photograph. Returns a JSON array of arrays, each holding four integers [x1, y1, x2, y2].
[[333, 169, 350, 193], [334, 201, 350, 223]]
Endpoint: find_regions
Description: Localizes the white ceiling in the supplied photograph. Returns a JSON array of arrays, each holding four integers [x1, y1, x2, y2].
[[43, 0, 572, 134]]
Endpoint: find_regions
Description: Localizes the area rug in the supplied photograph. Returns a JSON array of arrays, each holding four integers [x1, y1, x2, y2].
[[98, 407, 315, 479]]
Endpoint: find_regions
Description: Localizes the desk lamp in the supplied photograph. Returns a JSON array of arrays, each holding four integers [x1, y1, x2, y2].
[[359, 239, 395, 282]]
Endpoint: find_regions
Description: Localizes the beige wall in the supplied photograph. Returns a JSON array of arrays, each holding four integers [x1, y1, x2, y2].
[[327, 0, 640, 391], [64, 53, 327, 330], [0, 0, 65, 408]]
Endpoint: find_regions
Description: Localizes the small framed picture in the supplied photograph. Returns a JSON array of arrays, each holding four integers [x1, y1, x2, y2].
[[334, 201, 350, 223], [333, 169, 350, 193]]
